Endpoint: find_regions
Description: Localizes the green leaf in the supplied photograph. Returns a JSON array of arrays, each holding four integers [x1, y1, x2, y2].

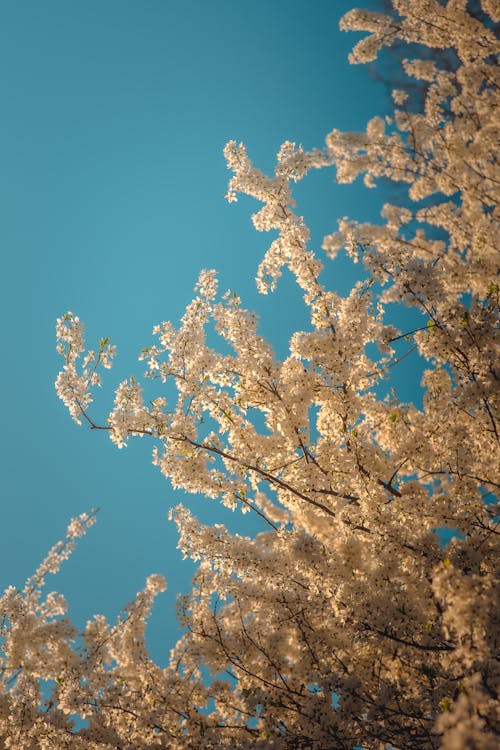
[[440, 697, 451, 712]]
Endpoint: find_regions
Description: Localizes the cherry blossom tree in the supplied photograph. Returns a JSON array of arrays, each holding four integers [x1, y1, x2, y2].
[[1, 1, 498, 747]]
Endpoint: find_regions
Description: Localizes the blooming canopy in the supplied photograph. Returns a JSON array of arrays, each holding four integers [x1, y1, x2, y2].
[[1, 1, 499, 748]]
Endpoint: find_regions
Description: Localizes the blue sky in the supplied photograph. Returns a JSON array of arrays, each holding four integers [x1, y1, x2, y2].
[[0, 0, 421, 665]]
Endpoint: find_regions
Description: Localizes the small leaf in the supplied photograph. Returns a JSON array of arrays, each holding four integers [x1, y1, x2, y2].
[[440, 697, 451, 712]]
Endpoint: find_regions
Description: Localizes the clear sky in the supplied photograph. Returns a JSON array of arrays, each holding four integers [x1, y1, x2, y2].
[[0, 0, 420, 665]]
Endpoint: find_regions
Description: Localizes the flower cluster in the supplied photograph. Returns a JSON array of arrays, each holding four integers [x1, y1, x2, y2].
[[55, 312, 116, 426]]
